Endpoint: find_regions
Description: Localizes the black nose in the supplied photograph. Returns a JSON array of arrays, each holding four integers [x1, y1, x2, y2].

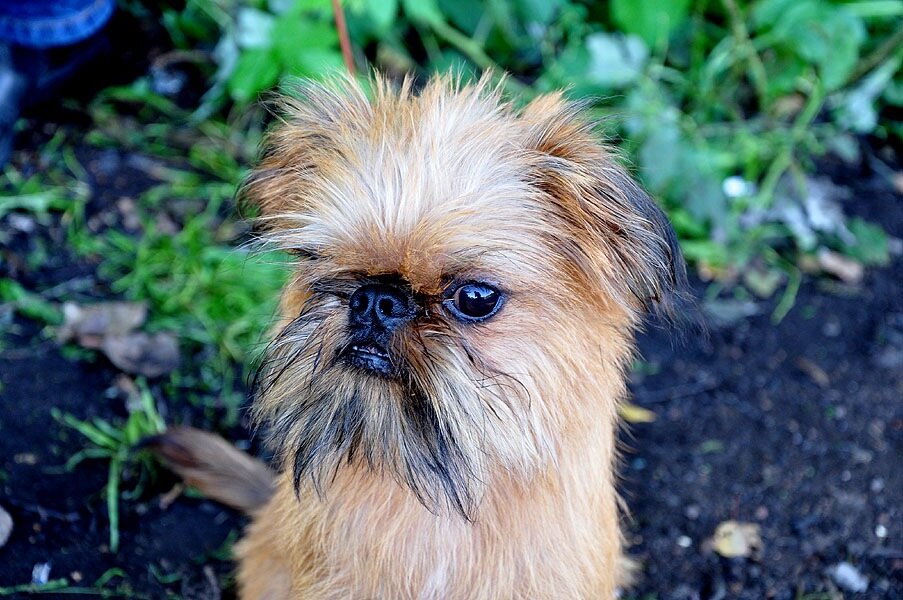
[[348, 283, 415, 334]]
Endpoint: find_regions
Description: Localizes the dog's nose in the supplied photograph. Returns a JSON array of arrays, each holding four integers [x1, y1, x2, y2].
[[348, 284, 415, 333]]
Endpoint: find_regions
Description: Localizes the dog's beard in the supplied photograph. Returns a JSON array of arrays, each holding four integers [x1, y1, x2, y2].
[[252, 296, 533, 520]]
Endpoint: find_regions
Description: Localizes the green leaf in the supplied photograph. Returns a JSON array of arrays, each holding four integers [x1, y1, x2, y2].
[[235, 7, 276, 49], [751, 0, 797, 29], [227, 47, 281, 103], [0, 191, 68, 220], [836, 52, 903, 133], [610, 0, 691, 49], [515, 0, 564, 25], [639, 117, 682, 192], [282, 47, 347, 78], [680, 239, 730, 266], [0, 279, 62, 325], [759, 0, 865, 91], [402, 0, 443, 26], [367, 0, 398, 33], [584, 33, 649, 88], [845, 218, 889, 266], [434, 0, 481, 34], [272, 17, 344, 77]]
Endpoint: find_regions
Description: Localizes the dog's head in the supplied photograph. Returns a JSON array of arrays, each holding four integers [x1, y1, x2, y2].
[[245, 74, 687, 518]]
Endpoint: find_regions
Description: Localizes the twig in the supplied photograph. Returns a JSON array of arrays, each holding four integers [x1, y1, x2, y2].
[[331, 0, 356, 76]]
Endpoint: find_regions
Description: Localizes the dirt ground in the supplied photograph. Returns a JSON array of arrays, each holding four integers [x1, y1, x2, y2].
[[0, 26, 901, 597]]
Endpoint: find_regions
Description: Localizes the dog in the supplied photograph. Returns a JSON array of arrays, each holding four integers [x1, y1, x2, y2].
[[150, 73, 687, 599]]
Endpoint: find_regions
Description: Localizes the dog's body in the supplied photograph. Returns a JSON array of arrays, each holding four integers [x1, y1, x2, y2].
[[153, 74, 686, 599]]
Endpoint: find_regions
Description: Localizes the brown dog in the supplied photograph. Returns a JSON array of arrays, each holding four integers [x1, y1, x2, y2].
[[152, 73, 687, 599]]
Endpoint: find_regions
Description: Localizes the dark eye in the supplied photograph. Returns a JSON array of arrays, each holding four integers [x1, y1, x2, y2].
[[445, 282, 503, 321]]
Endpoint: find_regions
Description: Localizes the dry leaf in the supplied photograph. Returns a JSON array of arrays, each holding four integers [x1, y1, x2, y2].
[[58, 301, 148, 348], [620, 403, 656, 423], [711, 520, 762, 559], [57, 302, 179, 377], [103, 332, 180, 378], [795, 357, 830, 388], [817, 249, 864, 284], [0, 504, 12, 548]]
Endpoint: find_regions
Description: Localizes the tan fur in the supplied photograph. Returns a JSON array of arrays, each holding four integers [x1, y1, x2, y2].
[[146, 427, 275, 513], [157, 73, 685, 599]]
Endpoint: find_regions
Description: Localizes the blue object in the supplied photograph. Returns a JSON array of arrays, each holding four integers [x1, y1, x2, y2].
[[0, 0, 115, 48]]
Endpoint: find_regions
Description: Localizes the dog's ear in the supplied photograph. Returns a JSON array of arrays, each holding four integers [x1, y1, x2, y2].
[[522, 93, 689, 319], [238, 78, 373, 229]]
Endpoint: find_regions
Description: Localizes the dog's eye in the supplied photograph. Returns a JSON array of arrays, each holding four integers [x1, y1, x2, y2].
[[445, 283, 503, 322]]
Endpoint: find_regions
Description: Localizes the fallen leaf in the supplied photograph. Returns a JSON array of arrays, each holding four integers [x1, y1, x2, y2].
[[0, 504, 12, 548], [103, 332, 180, 378], [58, 302, 148, 348], [620, 403, 656, 423], [711, 520, 762, 559], [795, 357, 830, 388], [817, 249, 864, 284], [57, 302, 180, 377]]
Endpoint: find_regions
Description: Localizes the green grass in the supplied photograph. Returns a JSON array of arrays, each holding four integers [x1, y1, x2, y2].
[[0, 566, 146, 598], [52, 380, 166, 552]]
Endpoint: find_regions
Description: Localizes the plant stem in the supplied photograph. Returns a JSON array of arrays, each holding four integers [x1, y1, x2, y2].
[[721, 0, 770, 108], [772, 265, 801, 323], [427, 20, 532, 97], [848, 25, 903, 84], [755, 79, 825, 207], [331, 0, 356, 76], [108, 455, 122, 552]]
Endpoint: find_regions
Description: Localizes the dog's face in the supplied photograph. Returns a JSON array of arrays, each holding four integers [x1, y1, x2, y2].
[[246, 75, 686, 518]]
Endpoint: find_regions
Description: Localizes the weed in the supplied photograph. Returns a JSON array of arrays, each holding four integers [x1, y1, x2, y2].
[[51, 380, 166, 552], [0, 279, 63, 327], [0, 567, 145, 599]]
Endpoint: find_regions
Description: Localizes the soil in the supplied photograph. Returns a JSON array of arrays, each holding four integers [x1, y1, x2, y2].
[[1, 19, 901, 599]]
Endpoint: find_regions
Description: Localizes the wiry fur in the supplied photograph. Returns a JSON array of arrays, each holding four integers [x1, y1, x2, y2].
[[160, 73, 687, 599]]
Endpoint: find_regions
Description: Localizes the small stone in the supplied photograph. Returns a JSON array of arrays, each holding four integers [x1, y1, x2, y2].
[[14, 453, 38, 465], [870, 478, 885, 493], [822, 318, 842, 338], [828, 561, 869, 592], [875, 524, 888, 539], [0, 505, 12, 548], [684, 504, 701, 520], [8, 213, 35, 233], [70, 571, 83, 583], [677, 535, 692, 548], [32, 562, 51, 586]]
